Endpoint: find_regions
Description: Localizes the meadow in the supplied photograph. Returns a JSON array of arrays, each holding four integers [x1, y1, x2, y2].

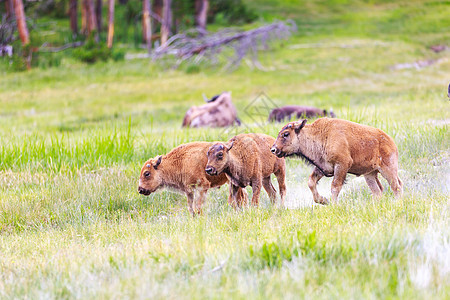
[[0, 0, 449, 298]]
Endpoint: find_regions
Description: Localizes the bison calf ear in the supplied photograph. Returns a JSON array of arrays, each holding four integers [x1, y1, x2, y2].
[[225, 140, 234, 151], [153, 155, 162, 169], [294, 119, 307, 134]]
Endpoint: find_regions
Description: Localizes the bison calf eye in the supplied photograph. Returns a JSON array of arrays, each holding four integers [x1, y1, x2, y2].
[[217, 153, 223, 160], [283, 132, 290, 138], [144, 171, 150, 178]]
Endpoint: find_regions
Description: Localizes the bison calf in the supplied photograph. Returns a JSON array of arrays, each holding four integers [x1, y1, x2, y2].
[[268, 105, 336, 123], [271, 118, 403, 204], [206, 133, 286, 207], [138, 142, 247, 215], [182, 92, 240, 128]]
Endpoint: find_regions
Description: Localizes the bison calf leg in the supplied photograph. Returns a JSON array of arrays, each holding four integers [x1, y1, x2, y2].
[[228, 184, 241, 209], [274, 166, 287, 207], [308, 167, 328, 205], [376, 176, 384, 193], [380, 167, 403, 198], [186, 192, 195, 216], [193, 188, 208, 215], [330, 162, 351, 202], [262, 177, 277, 204], [364, 171, 383, 198], [235, 187, 249, 207], [250, 180, 262, 206]]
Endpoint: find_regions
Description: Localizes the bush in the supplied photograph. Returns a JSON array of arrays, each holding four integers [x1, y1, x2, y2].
[[3, 24, 51, 71], [4, 40, 30, 72], [184, 63, 201, 74], [73, 37, 111, 64], [72, 36, 126, 64], [10, 54, 28, 71], [111, 48, 126, 62], [35, 52, 62, 69]]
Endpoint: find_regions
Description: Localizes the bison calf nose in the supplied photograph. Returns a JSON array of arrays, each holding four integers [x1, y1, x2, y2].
[[271, 147, 277, 154], [205, 167, 213, 174], [138, 187, 145, 194]]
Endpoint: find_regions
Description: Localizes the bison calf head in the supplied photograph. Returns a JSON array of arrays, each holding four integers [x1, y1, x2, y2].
[[205, 142, 233, 176], [138, 156, 162, 196], [271, 119, 307, 158]]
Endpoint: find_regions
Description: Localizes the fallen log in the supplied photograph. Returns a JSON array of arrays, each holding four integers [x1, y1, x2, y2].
[[38, 41, 85, 53], [152, 20, 297, 70]]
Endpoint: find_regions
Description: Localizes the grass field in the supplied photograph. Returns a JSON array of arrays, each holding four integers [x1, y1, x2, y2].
[[1, 0, 449, 298]]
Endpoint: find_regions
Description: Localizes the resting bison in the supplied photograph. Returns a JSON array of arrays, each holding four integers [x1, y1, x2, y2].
[[268, 105, 336, 123], [206, 133, 286, 207], [271, 118, 403, 204], [138, 142, 248, 215], [182, 92, 241, 128]]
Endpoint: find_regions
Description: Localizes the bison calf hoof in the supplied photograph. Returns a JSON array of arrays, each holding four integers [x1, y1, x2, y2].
[[315, 196, 329, 205]]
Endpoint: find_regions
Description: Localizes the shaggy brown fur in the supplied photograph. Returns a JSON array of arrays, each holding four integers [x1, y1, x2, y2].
[[182, 92, 240, 128], [271, 118, 403, 204], [206, 133, 286, 207], [138, 142, 248, 215], [268, 105, 336, 123]]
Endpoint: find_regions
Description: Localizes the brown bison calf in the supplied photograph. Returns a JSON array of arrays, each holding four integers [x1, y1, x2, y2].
[[138, 142, 248, 215], [206, 133, 287, 207], [271, 118, 403, 204]]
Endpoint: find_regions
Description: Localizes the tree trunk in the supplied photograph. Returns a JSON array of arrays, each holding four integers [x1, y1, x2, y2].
[[107, 0, 115, 48], [87, 0, 97, 33], [152, 0, 163, 18], [95, 0, 102, 32], [5, 0, 15, 21], [84, 0, 98, 40], [160, 0, 171, 46], [69, 0, 78, 38], [13, 0, 29, 45], [142, 0, 152, 53], [13, 0, 30, 69], [152, 0, 162, 34], [81, 0, 87, 34], [195, 0, 208, 31]]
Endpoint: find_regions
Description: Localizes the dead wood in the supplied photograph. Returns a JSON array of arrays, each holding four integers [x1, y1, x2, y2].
[[39, 41, 85, 52], [151, 20, 296, 70]]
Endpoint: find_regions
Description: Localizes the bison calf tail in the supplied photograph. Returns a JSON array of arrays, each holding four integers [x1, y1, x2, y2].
[[397, 176, 404, 197]]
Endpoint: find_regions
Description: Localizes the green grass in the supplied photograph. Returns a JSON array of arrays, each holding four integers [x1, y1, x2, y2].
[[1, 0, 449, 298]]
